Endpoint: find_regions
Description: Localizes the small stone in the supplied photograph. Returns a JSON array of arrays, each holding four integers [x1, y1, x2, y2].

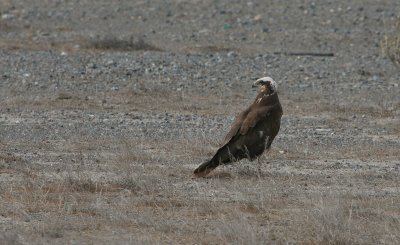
[[253, 14, 262, 21], [1, 14, 14, 20]]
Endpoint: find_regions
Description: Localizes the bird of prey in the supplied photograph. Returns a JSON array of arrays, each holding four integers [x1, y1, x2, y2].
[[193, 77, 283, 177]]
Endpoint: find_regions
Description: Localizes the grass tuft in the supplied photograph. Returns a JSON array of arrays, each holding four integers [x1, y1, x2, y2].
[[88, 37, 162, 51], [382, 17, 400, 65]]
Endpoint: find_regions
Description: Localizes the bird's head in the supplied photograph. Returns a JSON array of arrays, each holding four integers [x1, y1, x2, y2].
[[252, 76, 278, 95]]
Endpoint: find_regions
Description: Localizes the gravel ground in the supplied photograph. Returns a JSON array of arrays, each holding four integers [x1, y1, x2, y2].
[[0, 0, 399, 244]]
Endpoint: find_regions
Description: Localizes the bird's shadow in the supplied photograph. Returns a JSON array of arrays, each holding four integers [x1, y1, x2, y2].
[[191, 169, 272, 179]]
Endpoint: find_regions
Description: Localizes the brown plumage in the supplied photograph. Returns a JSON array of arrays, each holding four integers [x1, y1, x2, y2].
[[193, 77, 283, 177]]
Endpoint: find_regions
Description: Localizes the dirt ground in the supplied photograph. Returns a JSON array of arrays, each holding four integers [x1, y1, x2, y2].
[[0, 0, 399, 244]]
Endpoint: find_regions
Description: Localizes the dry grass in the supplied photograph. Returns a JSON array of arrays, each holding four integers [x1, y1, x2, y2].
[[0, 72, 398, 244], [0, 89, 249, 118], [307, 195, 400, 244], [1, 133, 399, 244], [382, 16, 400, 65], [3, 86, 397, 123], [382, 35, 400, 65], [87, 37, 162, 52]]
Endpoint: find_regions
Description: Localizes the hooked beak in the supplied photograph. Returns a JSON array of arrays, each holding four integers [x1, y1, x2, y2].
[[252, 80, 260, 88]]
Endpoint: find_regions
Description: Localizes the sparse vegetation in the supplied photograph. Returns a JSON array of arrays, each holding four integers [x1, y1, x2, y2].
[[383, 35, 400, 65], [1, 1, 399, 244], [88, 37, 162, 51], [0, 135, 399, 244], [382, 16, 400, 65]]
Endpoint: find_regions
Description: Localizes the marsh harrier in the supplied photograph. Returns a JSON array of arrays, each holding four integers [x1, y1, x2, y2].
[[193, 77, 283, 177]]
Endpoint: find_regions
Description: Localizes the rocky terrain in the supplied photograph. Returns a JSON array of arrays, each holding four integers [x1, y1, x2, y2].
[[0, 0, 399, 244]]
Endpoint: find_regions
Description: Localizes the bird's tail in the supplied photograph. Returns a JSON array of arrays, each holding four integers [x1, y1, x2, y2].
[[193, 145, 234, 177], [193, 159, 218, 178]]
